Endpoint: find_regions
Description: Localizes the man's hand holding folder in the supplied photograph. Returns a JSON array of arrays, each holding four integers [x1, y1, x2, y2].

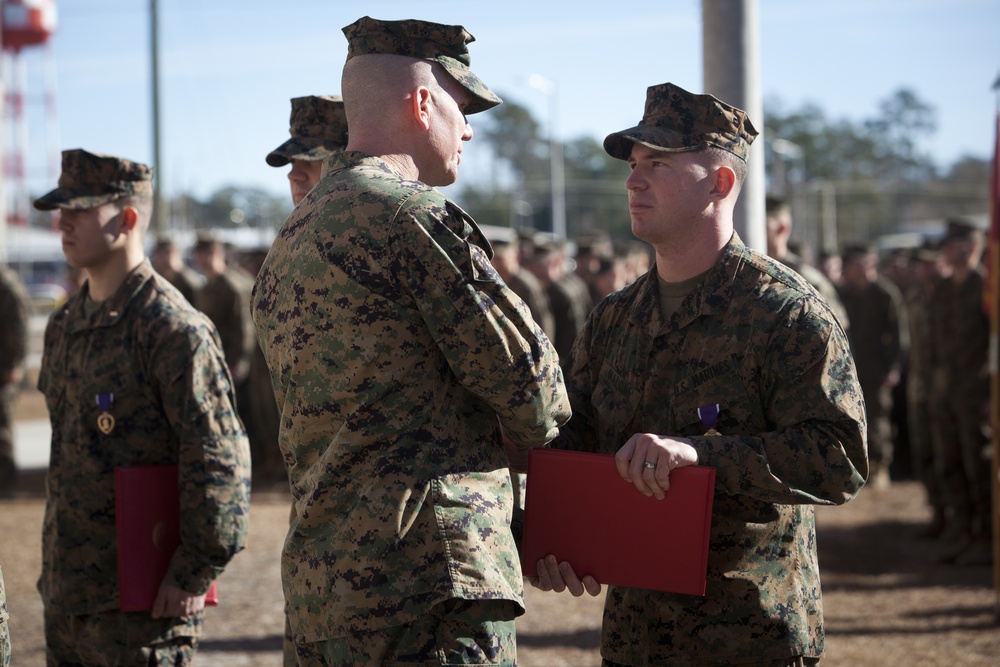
[[612, 432, 699, 500], [525, 433, 714, 597]]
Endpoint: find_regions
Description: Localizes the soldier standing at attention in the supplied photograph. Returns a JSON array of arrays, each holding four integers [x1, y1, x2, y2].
[[838, 242, 907, 490], [266, 94, 350, 206], [928, 218, 993, 566], [0, 262, 31, 497], [252, 16, 569, 665], [532, 83, 867, 666], [34, 149, 251, 665]]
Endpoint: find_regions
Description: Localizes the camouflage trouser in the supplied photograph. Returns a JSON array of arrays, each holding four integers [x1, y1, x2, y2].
[[932, 387, 993, 537], [0, 385, 16, 493], [0, 615, 9, 667], [604, 658, 820, 666], [908, 396, 942, 509], [863, 383, 894, 467], [44, 607, 202, 667], [294, 599, 518, 666]]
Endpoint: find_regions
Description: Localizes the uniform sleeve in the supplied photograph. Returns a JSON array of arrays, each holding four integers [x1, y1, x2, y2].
[[389, 199, 570, 446], [156, 325, 251, 594], [0, 272, 31, 373], [696, 304, 868, 505]]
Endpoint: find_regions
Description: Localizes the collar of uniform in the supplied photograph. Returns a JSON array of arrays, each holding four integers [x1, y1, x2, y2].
[[628, 232, 747, 334], [65, 260, 156, 333], [316, 149, 493, 259], [322, 150, 402, 179]]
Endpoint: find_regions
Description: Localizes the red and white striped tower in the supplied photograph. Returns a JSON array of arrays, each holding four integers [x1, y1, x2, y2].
[[1, 0, 57, 230]]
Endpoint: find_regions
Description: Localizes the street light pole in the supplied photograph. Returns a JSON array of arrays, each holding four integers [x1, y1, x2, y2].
[[150, 0, 166, 235], [529, 74, 566, 240]]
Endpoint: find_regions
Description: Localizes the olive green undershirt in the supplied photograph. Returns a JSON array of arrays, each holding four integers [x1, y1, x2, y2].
[[657, 269, 709, 322]]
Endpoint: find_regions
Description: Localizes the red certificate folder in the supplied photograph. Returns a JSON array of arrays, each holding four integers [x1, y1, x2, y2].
[[521, 448, 716, 596], [114, 464, 219, 612]]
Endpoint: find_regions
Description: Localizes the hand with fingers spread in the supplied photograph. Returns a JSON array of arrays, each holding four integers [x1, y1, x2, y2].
[[615, 433, 698, 500], [527, 554, 602, 597]]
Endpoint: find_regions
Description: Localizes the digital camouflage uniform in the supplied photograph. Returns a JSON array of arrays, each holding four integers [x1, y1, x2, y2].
[[904, 258, 943, 521], [265, 93, 350, 666], [779, 251, 850, 332], [34, 149, 251, 666], [0, 564, 9, 667], [0, 263, 31, 494], [195, 262, 256, 385], [556, 83, 868, 666], [252, 17, 563, 659], [927, 262, 992, 540], [837, 273, 906, 470], [253, 143, 570, 644], [166, 264, 203, 307], [548, 272, 593, 367]]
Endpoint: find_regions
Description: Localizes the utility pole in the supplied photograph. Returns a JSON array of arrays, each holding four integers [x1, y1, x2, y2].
[[701, 0, 765, 252], [150, 0, 166, 234], [0, 22, 6, 264]]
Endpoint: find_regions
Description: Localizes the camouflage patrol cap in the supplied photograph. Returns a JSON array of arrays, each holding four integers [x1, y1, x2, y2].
[[34, 149, 153, 211], [266, 95, 349, 167], [604, 82, 758, 162], [342, 16, 502, 115]]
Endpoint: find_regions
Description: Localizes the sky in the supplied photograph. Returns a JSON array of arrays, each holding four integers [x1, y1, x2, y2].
[[6, 0, 1000, 206]]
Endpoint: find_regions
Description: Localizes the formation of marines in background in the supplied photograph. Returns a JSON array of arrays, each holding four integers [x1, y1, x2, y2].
[[0, 10, 993, 667]]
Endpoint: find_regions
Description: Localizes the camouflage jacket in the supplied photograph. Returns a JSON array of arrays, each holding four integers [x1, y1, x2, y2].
[[927, 269, 989, 395], [196, 267, 255, 382], [779, 251, 850, 333], [38, 260, 251, 615], [0, 564, 7, 627], [555, 234, 867, 665], [0, 264, 31, 375], [252, 151, 570, 641], [837, 276, 907, 393]]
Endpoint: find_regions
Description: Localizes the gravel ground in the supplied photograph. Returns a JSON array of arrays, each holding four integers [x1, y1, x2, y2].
[[2, 386, 998, 666]]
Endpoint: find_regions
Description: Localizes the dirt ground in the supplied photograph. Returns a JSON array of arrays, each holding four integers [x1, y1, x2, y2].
[[2, 386, 999, 666]]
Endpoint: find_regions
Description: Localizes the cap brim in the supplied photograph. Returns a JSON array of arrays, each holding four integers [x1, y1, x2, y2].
[[441, 63, 501, 114], [266, 137, 344, 167], [603, 126, 705, 160], [33, 188, 127, 211]]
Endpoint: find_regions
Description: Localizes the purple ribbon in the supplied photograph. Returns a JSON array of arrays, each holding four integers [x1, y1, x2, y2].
[[96, 393, 114, 411], [697, 404, 719, 431]]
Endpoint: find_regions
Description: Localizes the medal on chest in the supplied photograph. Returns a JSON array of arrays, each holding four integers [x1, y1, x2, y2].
[[697, 404, 721, 436], [96, 393, 115, 435]]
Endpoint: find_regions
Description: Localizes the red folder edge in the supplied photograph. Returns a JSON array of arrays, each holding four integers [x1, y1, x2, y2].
[[114, 465, 219, 612], [521, 448, 716, 596]]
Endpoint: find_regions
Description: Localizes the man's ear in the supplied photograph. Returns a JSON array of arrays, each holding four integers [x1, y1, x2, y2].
[[120, 206, 139, 234], [709, 166, 736, 199], [410, 86, 432, 130]]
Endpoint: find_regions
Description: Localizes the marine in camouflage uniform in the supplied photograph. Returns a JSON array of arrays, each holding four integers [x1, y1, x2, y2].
[[265, 93, 350, 666], [927, 219, 993, 565], [0, 263, 31, 495], [537, 83, 867, 666], [905, 243, 948, 537], [251, 16, 570, 666], [34, 149, 251, 666], [837, 243, 907, 488]]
